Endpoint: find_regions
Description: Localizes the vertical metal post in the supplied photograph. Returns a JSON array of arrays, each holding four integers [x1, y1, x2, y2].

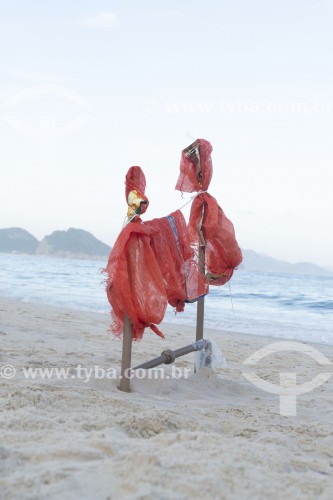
[[196, 245, 206, 341], [185, 141, 206, 342], [119, 314, 133, 392]]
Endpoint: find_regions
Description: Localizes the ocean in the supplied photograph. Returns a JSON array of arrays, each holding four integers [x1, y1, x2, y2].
[[0, 253, 332, 345]]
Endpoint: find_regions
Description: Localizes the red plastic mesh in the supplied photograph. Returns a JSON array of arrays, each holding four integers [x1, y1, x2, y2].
[[145, 210, 208, 312], [125, 166, 149, 217], [189, 193, 243, 286], [105, 142, 242, 341], [104, 208, 208, 340], [104, 166, 167, 340], [125, 166, 146, 200], [175, 138, 213, 193], [176, 138, 242, 286], [104, 222, 167, 341]]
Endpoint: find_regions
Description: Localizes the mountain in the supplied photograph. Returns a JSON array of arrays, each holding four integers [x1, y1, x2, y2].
[[0, 226, 331, 275], [0, 227, 39, 254], [37, 228, 111, 259], [240, 249, 331, 276]]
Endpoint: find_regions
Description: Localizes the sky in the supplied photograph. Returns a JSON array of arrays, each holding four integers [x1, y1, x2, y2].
[[0, 0, 332, 268]]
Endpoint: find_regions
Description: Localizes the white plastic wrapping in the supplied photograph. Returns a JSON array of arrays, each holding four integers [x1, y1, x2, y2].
[[194, 339, 226, 372]]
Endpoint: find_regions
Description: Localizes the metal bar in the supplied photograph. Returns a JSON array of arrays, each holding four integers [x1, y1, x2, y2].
[[133, 339, 211, 370], [173, 344, 197, 358], [196, 244, 206, 341], [119, 314, 133, 392], [133, 354, 169, 371], [196, 295, 205, 341]]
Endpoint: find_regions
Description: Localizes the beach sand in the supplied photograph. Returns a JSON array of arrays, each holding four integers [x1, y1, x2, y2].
[[0, 296, 332, 499]]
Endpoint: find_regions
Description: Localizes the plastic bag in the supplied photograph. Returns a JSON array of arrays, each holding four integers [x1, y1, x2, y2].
[[194, 339, 227, 371]]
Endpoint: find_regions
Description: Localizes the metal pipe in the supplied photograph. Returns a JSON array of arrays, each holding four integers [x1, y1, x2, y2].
[[134, 354, 167, 370], [133, 339, 211, 370], [196, 294, 205, 341], [119, 314, 133, 392], [196, 244, 206, 341]]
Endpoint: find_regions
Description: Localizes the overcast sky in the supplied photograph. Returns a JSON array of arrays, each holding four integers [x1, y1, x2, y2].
[[0, 0, 332, 267]]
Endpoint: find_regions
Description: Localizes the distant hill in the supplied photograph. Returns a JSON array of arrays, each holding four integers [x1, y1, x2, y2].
[[0, 227, 39, 254], [37, 228, 111, 259], [240, 249, 331, 276]]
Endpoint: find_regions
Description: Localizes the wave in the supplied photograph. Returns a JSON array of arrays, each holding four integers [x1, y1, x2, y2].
[[1, 253, 333, 344]]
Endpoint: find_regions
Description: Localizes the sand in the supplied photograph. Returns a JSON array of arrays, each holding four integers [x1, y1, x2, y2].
[[0, 295, 332, 500]]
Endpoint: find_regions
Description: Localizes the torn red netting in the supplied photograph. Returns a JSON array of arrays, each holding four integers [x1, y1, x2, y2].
[[175, 138, 213, 193], [176, 139, 243, 286], [103, 221, 167, 341]]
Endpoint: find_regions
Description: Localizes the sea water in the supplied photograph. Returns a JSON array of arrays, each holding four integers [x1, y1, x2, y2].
[[0, 253, 332, 345]]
